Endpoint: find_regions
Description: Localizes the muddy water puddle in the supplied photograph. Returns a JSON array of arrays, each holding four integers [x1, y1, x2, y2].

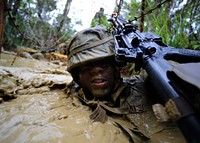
[[0, 53, 129, 143], [0, 83, 128, 143]]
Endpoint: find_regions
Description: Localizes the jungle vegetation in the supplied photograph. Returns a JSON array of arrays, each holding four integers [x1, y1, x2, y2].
[[1, 0, 199, 51]]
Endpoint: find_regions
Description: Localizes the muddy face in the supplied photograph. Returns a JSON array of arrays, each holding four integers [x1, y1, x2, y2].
[[79, 60, 116, 99]]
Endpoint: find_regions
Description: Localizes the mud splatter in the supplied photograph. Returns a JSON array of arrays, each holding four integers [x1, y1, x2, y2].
[[0, 53, 130, 143]]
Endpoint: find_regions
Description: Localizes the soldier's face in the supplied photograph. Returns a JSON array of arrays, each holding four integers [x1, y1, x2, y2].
[[79, 60, 116, 99]]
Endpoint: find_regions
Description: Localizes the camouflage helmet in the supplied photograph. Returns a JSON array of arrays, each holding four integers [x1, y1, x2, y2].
[[66, 25, 114, 72]]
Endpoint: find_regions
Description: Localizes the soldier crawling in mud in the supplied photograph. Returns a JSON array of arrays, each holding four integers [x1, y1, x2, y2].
[[66, 25, 187, 142]]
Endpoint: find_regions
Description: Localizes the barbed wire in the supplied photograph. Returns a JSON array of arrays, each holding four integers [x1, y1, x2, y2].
[[132, 0, 171, 22], [115, 0, 171, 22], [4, 0, 171, 48]]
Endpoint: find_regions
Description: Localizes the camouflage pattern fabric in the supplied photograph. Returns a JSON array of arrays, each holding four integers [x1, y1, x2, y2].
[[66, 25, 114, 71], [66, 72, 187, 143]]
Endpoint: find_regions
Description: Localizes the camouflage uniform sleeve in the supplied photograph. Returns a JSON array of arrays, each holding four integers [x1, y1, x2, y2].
[[121, 70, 148, 113], [121, 70, 187, 143]]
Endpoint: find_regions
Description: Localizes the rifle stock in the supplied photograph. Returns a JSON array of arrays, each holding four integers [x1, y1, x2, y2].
[[108, 13, 200, 142]]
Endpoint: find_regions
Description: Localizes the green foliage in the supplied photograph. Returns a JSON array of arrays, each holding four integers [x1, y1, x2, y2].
[[191, 41, 200, 50], [4, 0, 76, 50], [91, 16, 109, 28], [122, 0, 199, 50], [90, 8, 110, 28], [123, 0, 141, 20]]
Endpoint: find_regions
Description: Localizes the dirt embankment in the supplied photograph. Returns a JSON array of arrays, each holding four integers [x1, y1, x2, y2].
[[0, 52, 130, 143]]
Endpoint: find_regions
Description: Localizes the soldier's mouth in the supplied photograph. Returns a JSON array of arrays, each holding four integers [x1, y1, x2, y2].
[[91, 78, 107, 86], [93, 79, 105, 83]]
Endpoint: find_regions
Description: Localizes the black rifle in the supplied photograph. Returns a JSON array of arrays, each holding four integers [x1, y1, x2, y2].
[[108, 13, 200, 143]]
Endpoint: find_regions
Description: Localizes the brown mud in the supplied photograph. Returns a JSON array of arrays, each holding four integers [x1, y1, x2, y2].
[[0, 53, 130, 143]]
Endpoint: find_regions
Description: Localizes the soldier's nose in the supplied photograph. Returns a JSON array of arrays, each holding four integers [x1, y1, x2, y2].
[[90, 66, 103, 74]]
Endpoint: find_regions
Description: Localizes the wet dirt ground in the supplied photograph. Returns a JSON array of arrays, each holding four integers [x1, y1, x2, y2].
[[0, 53, 130, 143]]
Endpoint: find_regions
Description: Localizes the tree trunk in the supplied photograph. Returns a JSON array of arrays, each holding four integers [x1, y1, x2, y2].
[[0, 0, 7, 50], [51, 0, 72, 47], [57, 0, 72, 33], [140, 0, 145, 32]]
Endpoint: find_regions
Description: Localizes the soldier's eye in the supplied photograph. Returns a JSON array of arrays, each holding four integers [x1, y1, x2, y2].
[[101, 63, 110, 67]]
